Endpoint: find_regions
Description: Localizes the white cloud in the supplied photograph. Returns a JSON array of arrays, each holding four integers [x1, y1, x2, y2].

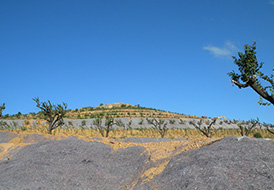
[[203, 41, 238, 58], [270, 0, 274, 5]]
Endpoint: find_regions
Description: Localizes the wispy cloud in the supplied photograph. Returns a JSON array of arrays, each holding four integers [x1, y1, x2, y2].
[[270, 0, 274, 5], [203, 41, 238, 58]]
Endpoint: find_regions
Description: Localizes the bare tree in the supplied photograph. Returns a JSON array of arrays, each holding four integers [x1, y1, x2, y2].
[[0, 103, 5, 118], [189, 119, 217, 138], [237, 118, 259, 136], [33, 97, 67, 134], [146, 118, 168, 138]]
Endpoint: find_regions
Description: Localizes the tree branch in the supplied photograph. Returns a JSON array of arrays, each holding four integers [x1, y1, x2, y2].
[[249, 80, 274, 105], [231, 80, 249, 88]]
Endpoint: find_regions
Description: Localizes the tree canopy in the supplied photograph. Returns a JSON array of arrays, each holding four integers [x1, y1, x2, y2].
[[33, 97, 67, 134], [0, 103, 5, 118], [228, 41, 274, 106]]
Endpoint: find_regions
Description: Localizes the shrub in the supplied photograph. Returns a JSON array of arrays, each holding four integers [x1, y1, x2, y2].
[[0, 103, 5, 118], [237, 118, 259, 136], [253, 132, 263, 138], [179, 119, 186, 124], [146, 118, 168, 138], [138, 119, 144, 125], [81, 120, 86, 126], [169, 119, 176, 124], [24, 120, 30, 126], [20, 126, 27, 131], [33, 97, 67, 134]]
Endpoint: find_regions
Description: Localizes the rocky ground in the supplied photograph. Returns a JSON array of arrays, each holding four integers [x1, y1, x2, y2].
[[0, 132, 273, 190]]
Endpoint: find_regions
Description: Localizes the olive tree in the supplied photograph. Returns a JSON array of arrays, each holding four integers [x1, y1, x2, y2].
[[33, 97, 67, 134], [228, 41, 274, 105], [189, 119, 217, 138], [228, 41, 274, 134], [0, 103, 5, 118], [237, 118, 259, 136], [93, 118, 122, 137], [146, 118, 168, 138], [262, 122, 274, 135]]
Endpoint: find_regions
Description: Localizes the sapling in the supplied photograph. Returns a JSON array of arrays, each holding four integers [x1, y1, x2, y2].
[[33, 97, 67, 134], [189, 119, 217, 138], [146, 118, 168, 138]]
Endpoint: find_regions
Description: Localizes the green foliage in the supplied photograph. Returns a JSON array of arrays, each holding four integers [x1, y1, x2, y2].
[[228, 41, 274, 106], [90, 114, 96, 118], [16, 112, 22, 119], [0, 103, 5, 118], [81, 120, 86, 126], [228, 41, 263, 82], [146, 118, 168, 138], [24, 120, 30, 125], [253, 132, 263, 138], [20, 126, 27, 131], [93, 118, 104, 137], [237, 118, 259, 136], [92, 118, 119, 137], [189, 119, 217, 138], [126, 119, 132, 130], [169, 119, 176, 124], [179, 119, 186, 125], [68, 121, 73, 126], [263, 123, 274, 136], [115, 119, 125, 129], [0, 121, 9, 130], [33, 97, 67, 134], [138, 119, 144, 125]]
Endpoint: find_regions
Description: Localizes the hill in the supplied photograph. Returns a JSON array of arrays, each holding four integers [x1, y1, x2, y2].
[[1, 102, 201, 120]]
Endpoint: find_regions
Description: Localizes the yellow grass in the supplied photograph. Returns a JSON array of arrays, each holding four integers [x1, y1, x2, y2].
[[3, 126, 274, 140]]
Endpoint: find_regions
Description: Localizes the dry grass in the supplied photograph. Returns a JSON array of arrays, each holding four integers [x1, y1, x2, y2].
[[3, 126, 274, 140]]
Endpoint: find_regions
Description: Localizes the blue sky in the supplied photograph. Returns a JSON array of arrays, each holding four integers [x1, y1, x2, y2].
[[1, 0, 274, 123]]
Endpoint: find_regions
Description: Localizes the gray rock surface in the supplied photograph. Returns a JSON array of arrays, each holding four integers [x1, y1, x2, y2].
[[0, 138, 149, 190], [0, 131, 18, 143], [138, 136, 274, 190], [0, 132, 273, 190]]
